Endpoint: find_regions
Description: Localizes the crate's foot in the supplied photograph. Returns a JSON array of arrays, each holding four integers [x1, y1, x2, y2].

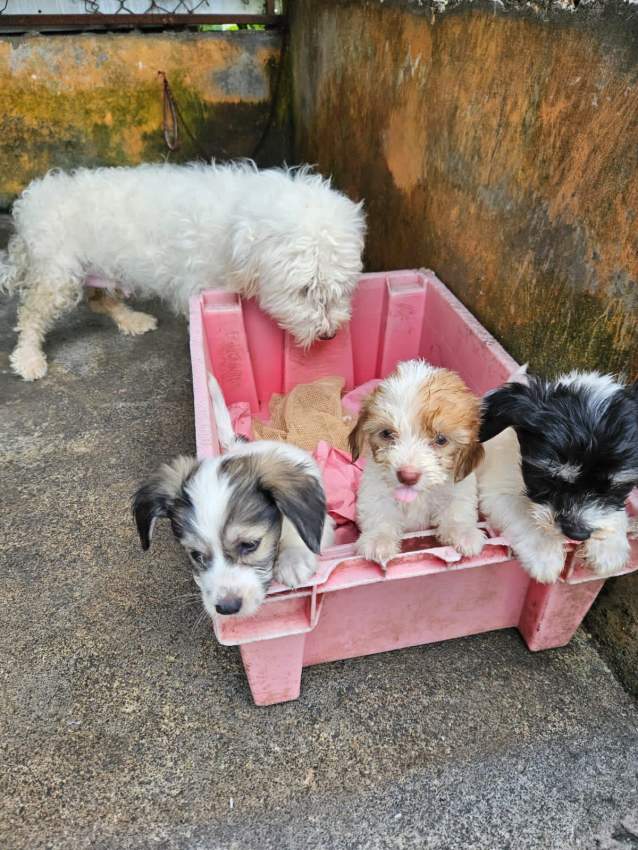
[[518, 577, 605, 651], [240, 634, 306, 706]]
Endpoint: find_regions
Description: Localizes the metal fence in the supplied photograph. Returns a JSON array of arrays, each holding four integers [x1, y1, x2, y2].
[[0, 0, 284, 31]]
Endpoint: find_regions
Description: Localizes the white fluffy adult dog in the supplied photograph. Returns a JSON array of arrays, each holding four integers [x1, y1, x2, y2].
[[1, 161, 366, 381], [349, 359, 486, 565]]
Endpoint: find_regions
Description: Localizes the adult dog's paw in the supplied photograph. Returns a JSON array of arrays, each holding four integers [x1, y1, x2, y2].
[[117, 310, 158, 336], [10, 345, 47, 381]]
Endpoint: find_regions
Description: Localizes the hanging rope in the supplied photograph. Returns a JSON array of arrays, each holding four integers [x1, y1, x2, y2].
[[157, 26, 288, 162], [159, 70, 179, 151], [251, 25, 288, 159], [158, 70, 217, 159]]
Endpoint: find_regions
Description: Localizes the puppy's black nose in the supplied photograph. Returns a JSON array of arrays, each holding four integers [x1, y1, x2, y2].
[[559, 522, 591, 542], [318, 332, 336, 341], [215, 596, 242, 615]]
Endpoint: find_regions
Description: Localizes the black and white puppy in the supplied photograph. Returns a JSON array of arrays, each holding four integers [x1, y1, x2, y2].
[[133, 379, 332, 618], [477, 371, 638, 583]]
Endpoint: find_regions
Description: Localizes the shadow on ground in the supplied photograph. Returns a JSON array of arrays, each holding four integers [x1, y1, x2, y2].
[[1, 292, 637, 850]]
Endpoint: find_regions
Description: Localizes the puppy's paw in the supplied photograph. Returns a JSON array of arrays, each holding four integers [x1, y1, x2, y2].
[[443, 526, 486, 558], [321, 515, 336, 551], [10, 345, 48, 381], [518, 542, 565, 584], [274, 547, 318, 588], [356, 532, 400, 567], [583, 533, 630, 576], [117, 310, 158, 336]]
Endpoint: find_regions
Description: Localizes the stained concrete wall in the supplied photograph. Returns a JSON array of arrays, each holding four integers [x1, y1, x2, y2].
[[288, 0, 638, 695], [0, 29, 288, 209], [587, 575, 638, 697], [289, 0, 638, 380]]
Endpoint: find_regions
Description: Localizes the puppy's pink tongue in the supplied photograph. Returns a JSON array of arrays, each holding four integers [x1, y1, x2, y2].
[[394, 486, 418, 503]]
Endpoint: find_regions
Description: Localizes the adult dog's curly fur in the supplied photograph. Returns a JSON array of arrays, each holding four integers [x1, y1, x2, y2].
[[1, 161, 366, 380]]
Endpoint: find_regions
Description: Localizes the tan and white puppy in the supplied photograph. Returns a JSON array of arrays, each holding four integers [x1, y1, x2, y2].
[[349, 359, 486, 565]]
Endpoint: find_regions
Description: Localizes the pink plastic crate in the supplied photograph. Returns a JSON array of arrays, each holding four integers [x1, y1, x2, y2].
[[189, 270, 638, 706]]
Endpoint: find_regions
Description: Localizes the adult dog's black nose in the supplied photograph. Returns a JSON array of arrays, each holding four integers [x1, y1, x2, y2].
[[559, 521, 591, 542], [318, 332, 336, 341], [215, 596, 242, 615]]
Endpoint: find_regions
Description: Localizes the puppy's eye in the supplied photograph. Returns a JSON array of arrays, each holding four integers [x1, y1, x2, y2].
[[379, 429, 396, 441], [189, 550, 206, 566], [433, 434, 448, 447], [238, 539, 260, 556]]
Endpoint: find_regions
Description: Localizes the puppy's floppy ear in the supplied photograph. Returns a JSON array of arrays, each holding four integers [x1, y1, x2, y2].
[[256, 453, 326, 554], [132, 456, 198, 551], [454, 442, 485, 482], [348, 393, 375, 461], [348, 418, 365, 462], [479, 382, 540, 442]]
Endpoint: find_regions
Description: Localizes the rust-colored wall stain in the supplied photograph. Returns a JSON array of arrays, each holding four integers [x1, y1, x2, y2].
[[0, 31, 285, 208], [290, 1, 638, 378]]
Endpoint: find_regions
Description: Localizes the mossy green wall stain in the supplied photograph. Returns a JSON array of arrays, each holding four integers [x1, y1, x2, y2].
[[289, 0, 638, 379], [0, 31, 286, 208]]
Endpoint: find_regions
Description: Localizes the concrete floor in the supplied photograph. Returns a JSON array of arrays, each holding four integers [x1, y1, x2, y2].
[[2, 292, 638, 850]]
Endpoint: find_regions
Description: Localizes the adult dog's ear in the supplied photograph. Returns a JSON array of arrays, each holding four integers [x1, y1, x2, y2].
[[257, 453, 326, 554], [132, 456, 199, 550], [479, 382, 540, 442]]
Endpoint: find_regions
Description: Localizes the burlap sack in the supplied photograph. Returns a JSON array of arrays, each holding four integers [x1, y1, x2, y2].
[[253, 376, 353, 453]]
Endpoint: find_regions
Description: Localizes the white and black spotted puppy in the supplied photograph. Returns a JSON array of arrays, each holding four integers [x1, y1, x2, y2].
[[477, 370, 638, 583], [133, 379, 333, 618]]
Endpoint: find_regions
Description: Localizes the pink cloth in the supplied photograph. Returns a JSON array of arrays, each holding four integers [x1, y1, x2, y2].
[[313, 440, 365, 527], [341, 379, 381, 417], [84, 275, 132, 298]]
